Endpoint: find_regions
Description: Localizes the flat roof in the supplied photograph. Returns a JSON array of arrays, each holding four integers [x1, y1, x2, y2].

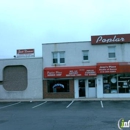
[[42, 41, 91, 45], [0, 57, 42, 61]]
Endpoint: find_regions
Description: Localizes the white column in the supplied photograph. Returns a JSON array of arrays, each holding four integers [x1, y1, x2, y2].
[[74, 79, 79, 98], [85, 79, 89, 98], [96, 75, 103, 98]]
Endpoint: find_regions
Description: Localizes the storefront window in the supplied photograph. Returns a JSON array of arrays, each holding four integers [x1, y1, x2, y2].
[[88, 79, 95, 87], [47, 80, 69, 93], [118, 74, 130, 93], [103, 74, 130, 94]]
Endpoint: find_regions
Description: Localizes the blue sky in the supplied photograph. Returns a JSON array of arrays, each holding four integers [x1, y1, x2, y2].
[[0, 0, 130, 58]]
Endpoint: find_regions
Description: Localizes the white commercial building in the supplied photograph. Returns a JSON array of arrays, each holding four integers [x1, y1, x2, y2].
[[0, 33, 130, 100], [43, 33, 130, 99]]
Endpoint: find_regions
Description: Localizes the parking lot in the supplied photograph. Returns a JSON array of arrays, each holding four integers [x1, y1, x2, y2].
[[0, 100, 130, 130]]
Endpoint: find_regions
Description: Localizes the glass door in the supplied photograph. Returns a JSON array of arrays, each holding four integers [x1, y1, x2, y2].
[[79, 79, 86, 97]]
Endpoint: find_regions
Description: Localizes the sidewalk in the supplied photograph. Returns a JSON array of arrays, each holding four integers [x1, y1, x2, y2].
[[0, 98, 130, 102]]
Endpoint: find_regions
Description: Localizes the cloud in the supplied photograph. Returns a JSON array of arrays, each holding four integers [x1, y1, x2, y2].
[[0, 0, 130, 58]]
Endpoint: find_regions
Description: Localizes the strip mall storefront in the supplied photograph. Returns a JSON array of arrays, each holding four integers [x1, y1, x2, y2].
[[97, 62, 130, 98], [43, 66, 97, 98], [43, 62, 130, 99]]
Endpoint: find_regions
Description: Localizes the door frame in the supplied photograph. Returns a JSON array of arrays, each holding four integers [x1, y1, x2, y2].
[[74, 78, 97, 98], [74, 79, 88, 98], [87, 78, 97, 98]]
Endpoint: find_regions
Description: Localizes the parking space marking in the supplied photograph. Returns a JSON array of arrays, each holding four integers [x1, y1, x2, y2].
[[66, 100, 74, 108], [100, 101, 104, 108], [0, 102, 21, 109], [32, 101, 47, 109]]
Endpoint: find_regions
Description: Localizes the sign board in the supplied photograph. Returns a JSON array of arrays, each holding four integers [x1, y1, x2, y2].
[[97, 63, 120, 74], [17, 49, 35, 58], [44, 66, 97, 78], [44, 63, 130, 78], [91, 34, 130, 44]]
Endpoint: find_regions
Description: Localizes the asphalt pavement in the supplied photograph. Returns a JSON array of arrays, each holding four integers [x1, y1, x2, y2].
[[0, 101, 129, 130]]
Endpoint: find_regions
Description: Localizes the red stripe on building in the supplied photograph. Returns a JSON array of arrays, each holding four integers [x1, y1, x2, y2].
[[119, 62, 130, 73], [44, 66, 97, 78], [44, 62, 130, 78]]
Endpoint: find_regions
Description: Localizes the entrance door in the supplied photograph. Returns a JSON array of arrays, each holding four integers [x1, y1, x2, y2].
[[88, 79, 96, 98], [79, 79, 86, 97]]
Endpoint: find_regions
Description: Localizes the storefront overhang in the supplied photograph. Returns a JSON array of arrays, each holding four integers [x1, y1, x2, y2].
[[44, 62, 130, 78], [97, 62, 130, 74], [44, 66, 97, 78]]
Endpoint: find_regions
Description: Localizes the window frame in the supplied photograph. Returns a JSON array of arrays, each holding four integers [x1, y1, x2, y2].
[[103, 73, 130, 94], [108, 46, 116, 59], [82, 50, 89, 61], [47, 79, 70, 93], [52, 51, 65, 65]]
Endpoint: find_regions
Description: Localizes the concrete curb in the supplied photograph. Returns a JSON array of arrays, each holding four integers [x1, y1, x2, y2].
[[0, 98, 130, 102]]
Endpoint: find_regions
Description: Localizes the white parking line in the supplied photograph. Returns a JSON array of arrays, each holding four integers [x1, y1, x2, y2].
[[0, 102, 21, 109], [100, 101, 104, 108], [66, 100, 74, 108], [32, 101, 47, 109]]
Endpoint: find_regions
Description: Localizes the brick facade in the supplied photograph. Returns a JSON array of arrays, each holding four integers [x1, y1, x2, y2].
[[43, 79, 74, 98]]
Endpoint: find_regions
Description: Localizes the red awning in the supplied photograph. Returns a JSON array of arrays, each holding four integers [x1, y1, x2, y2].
[[44, 62, 130, 78], [44, 66, 97, 78], [119, 62, 130, 73]]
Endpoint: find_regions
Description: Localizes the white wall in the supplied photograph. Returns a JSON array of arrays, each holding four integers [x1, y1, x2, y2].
[[42, 41, 130, 99], [103, 94, 130, 98], [0, 57, 43, 100], [121, 43, 130, 61], [74, 79, 78, 98], [42, 41, 130, 67], [96, 75, 103, 98]]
